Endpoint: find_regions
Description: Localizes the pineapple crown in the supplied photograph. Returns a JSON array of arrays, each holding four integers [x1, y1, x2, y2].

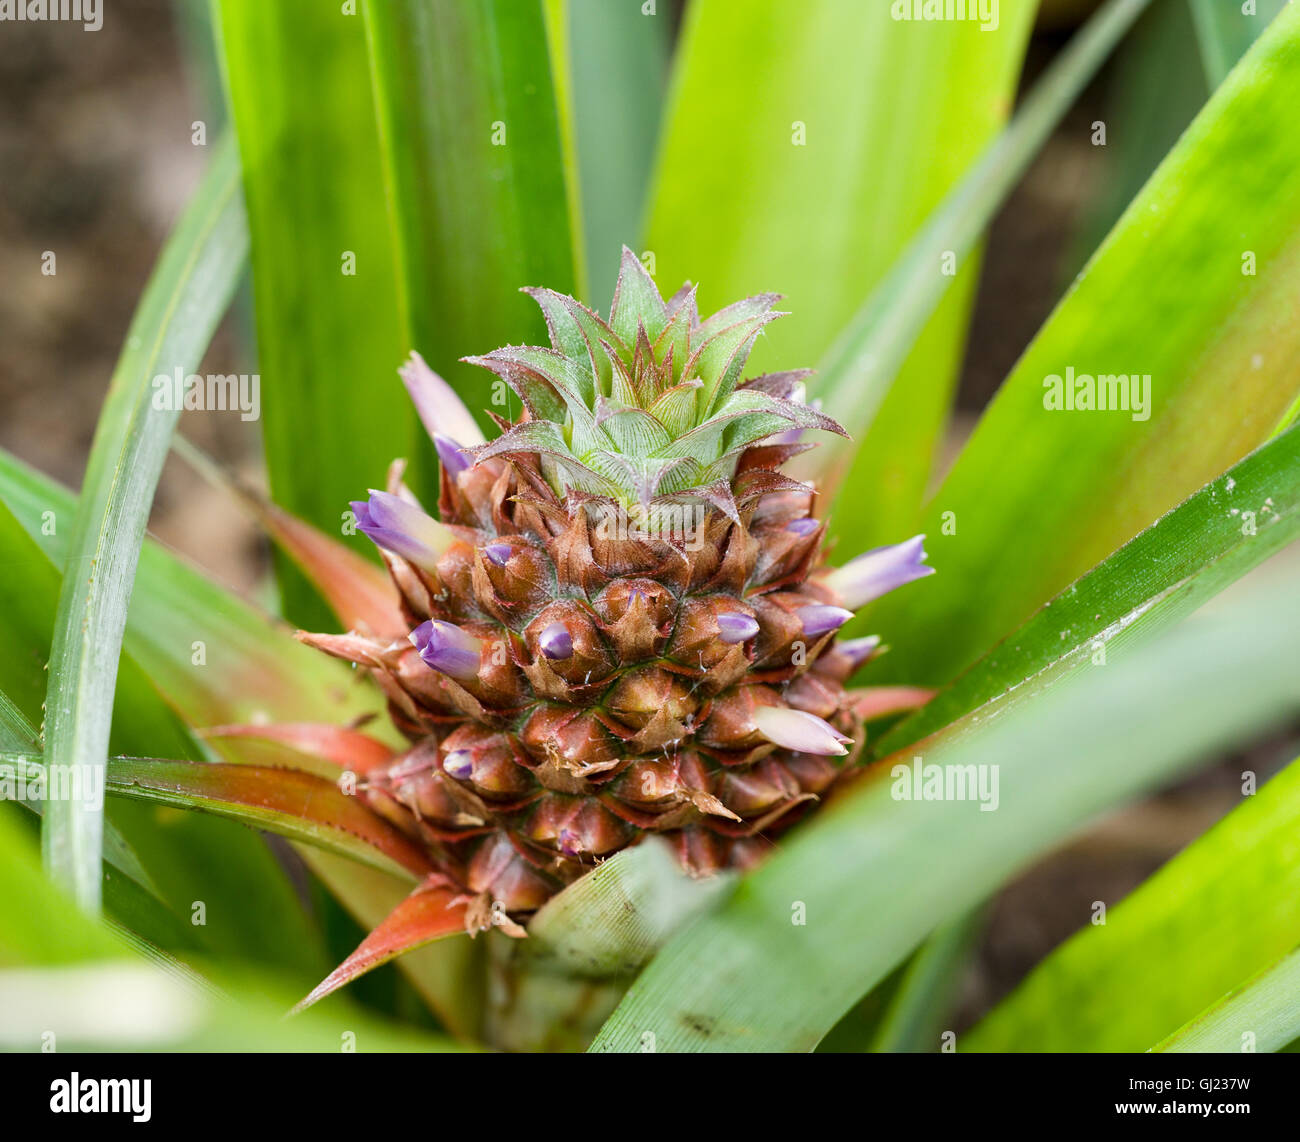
[[458, 247, 846, 518]]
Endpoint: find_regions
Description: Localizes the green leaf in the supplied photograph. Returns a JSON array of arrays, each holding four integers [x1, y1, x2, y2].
[[41, 137, 246, 913], [0, 450, 470, 1019], [1063, 0, 1205, 279], [1, 696, 162, 902], [644, 0, 1036, 549], [0, 448, 391, 750], [819, 0, 1150, 552], [969, 756, 1300, 1052], [1155, 946, 1300, 1054], [866, 3, 1300, 685], [361, 0, 580, 443], [0, 810, 465, 1051], [215, 0, 412, 627], [0, 960, 473, 1052], [875, 423, 1300, 756], [527, 840, 735, 979], [1189, 0, 1287, 87], [864, 910, 986, 1053], [589, 576, 1300, 1052], [0, 487, 327, 977], [7, 751, 433, 882], [565, 0, 669, 302]]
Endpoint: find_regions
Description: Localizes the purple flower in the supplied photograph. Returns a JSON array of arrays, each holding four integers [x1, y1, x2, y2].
[[753, 707, 850, 756], [434, 434, 471, 479], [409, 620, 482, 680], [838, 635, 882, 669], [352, 490, 453, 570], [786, 517, 820, 536], [538, 622, 574, 661], [717, 612, 760, 644], [796, 604, 853, 637], [399, 351, 485, 447], [442, 750, 474, 780], [483, 541, 513, 567], [823, 534, 934, 610]]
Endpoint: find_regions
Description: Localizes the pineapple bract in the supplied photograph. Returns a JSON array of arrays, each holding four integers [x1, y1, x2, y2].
[[304, 249, 932, 929]]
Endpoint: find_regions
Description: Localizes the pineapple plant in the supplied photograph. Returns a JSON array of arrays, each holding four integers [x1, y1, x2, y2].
[[303, 248, 933, 932], [6, 0, 1300, 1065]]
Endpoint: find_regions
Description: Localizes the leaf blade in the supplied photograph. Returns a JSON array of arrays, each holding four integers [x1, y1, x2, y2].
[[969, 757, 1300, 1052], [864, 4, 1300, 684], [41, 137, 246, 912], [875, 423, 1300, 756]]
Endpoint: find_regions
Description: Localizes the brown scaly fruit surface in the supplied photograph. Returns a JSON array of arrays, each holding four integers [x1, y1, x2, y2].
[[302, 250, 932, 931]]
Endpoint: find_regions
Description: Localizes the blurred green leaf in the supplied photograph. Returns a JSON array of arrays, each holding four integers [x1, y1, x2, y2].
[[866, 4, 1300, 684], [215, 0, 412, 628], [1189, 0, 1287, 86], [590, 577, 1300, 1052], [0, 687, 179, 945], [0, 686, 39, 752], [645, 0, 1036, 552], [41, 137, 245, 913], [1, 697, 157, 892], [1064, 0, 1205, 279], [0, 449, 390, 748], [876, 423, 1300, 755], [970, 756, 1300, 1051], [864, 910, 985, 1053], [0, 808, 124, 967], [818, 0, 1150, 550], [0, 810, 464, 1051], [1156, 946, 1300, 1054], [0, 489, 325, 977], [0, 450, 471, 1024], [565, 0, 669, 302], [362, 0, 580, 448]]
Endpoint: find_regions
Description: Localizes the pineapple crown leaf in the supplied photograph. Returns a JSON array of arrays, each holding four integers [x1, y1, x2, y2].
[[461, 247, 847, 507]]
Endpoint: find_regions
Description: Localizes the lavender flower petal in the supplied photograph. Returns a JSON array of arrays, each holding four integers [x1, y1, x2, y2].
[[538, 622, 574, 661], [796, 604, 853, 637], [399, 351, 485, 447], [838, 635, 882, 669], [353, 490, 453, 570], [823, 534, 934, 610], [753, 707, 850, 756], [483, 541, 513, 567], [409, 620, 482, 680], [442, 749, 474, 780], [434, 434, 471, 479], [717, 612, 760, 644]]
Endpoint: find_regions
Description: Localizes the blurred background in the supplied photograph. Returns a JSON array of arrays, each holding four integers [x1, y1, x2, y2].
[[2, 0, 1295, 1032]]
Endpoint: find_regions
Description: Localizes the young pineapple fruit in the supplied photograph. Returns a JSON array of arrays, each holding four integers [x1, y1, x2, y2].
[[305, 250, 931, 931]]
